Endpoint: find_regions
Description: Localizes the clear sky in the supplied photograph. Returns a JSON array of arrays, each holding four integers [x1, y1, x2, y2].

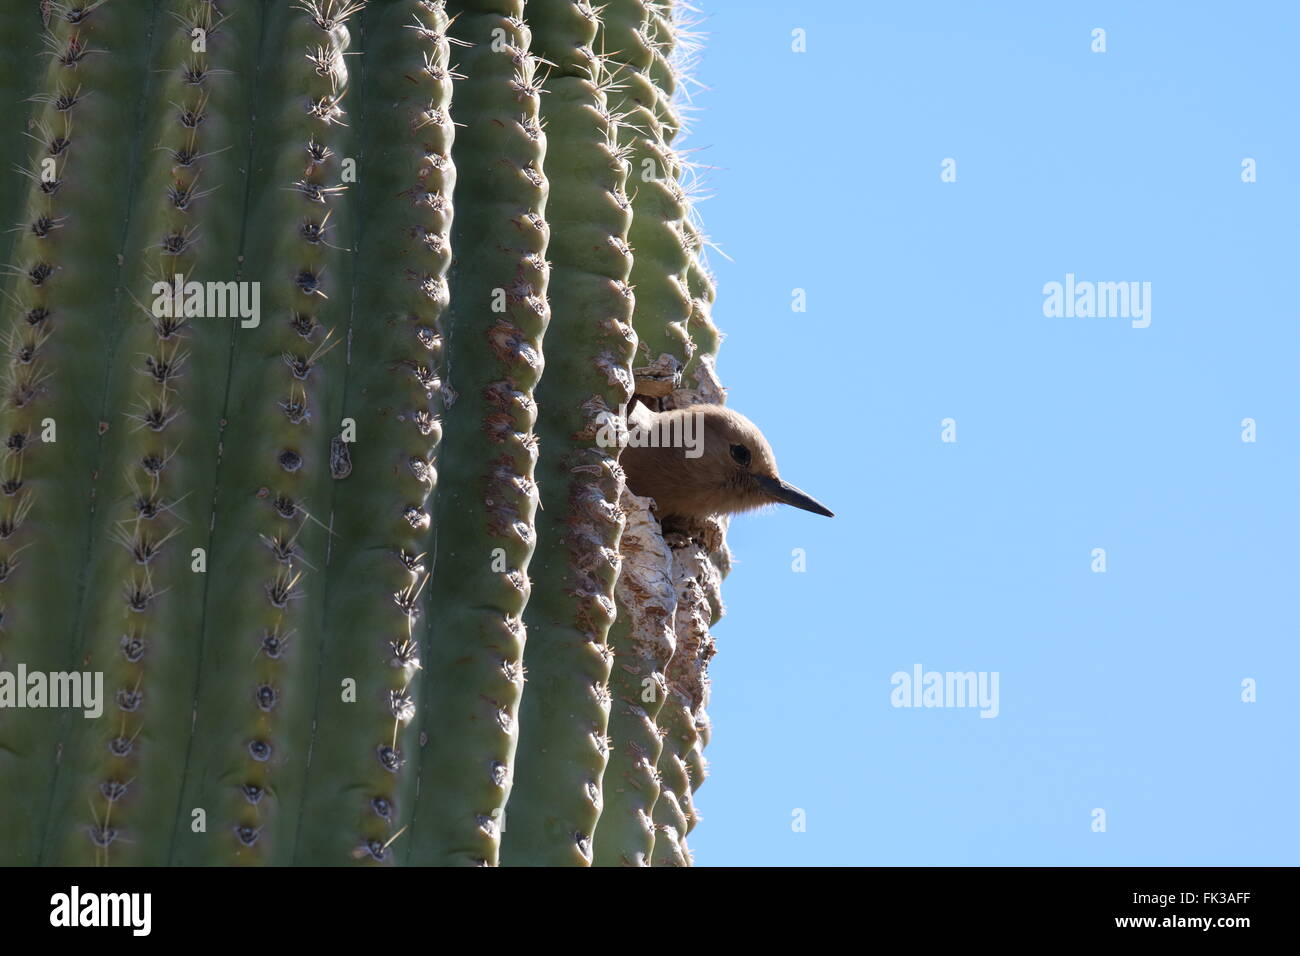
[[679, 0, 1298, 866]]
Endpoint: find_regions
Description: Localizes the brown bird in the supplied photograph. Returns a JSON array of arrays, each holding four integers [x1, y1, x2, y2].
[[620, 403, 834, 521]]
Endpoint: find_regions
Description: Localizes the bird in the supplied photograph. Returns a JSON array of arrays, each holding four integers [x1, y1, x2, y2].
[[619, 402, 834, 522]]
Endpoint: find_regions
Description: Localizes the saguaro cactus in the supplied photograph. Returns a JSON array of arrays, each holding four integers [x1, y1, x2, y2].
[[0, 0, 726, 867]]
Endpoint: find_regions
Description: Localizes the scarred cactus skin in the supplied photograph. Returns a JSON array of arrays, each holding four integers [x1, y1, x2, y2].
[[0, 0, 727, 867]]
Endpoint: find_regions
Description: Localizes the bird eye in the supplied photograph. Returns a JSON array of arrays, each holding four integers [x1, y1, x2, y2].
[[729, 443, 751, 467]]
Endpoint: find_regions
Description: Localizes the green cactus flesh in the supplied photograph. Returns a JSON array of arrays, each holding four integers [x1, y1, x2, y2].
[[0, 0, 724, 867]]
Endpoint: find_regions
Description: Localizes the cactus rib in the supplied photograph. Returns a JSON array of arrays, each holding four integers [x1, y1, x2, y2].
[[503, 0, 637, 867], [406, 0, 549, 867]]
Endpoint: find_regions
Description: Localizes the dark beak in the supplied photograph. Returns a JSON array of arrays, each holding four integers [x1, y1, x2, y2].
[[756, 475, 834, 517]]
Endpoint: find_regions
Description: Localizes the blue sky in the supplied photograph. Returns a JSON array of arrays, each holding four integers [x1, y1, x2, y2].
[[679, 1, 1299, 865]]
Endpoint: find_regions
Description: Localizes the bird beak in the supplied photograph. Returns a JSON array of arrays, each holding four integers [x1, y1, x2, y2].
[[756, 475, 834, 517]]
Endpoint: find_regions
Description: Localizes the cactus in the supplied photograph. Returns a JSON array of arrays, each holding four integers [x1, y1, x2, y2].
[[0, 0, 728, 867]]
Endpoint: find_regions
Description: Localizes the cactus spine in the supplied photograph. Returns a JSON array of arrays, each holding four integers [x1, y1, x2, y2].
[[0, 0, 730, 867]]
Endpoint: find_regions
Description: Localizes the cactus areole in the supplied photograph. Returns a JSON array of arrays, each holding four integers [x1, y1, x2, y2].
[[0, 0, 756, 867]]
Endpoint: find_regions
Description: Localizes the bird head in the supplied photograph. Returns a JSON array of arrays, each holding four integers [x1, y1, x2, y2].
[[620, 403, 834, 521]]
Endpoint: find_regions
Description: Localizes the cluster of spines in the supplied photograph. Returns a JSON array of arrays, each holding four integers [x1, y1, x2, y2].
[[585, 0, 694, 867], [163, 0, 362, 865], [679, 215, 720, 383], [363, 0, 456, 862], [601, 0, 693, 395], [501, 0, 638, 866], [0, 0, 161, 864], [294, 0, 456, 865], [240, 0, 360, 861], [346, 0, 455, 866], [0, 7, 111, 624], [58, 0, 237, 865], [409, 0, 550, 866], [1, 0, 67, 854], [0, 21, 77, 612]]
